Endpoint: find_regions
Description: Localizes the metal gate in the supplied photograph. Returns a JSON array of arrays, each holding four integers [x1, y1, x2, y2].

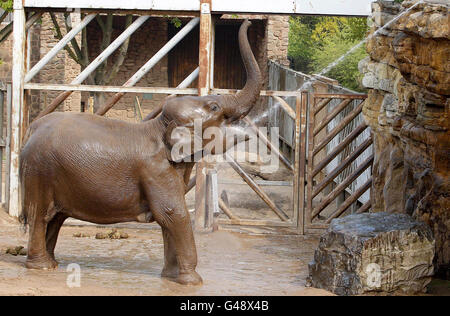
[[304, 93, 372, 232], [208, 90, 308, 233]]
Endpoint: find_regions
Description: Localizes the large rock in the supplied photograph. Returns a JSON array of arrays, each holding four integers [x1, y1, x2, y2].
[[360, 0, 449, 278], [308, 213, 435, 295]]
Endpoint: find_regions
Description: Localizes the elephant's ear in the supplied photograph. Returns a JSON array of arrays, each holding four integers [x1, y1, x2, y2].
[[164, 121, 193, 162]]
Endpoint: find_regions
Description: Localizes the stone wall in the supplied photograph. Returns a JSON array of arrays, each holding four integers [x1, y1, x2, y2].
[[359, 0, 449, 278], [0, 26, 12, 84], [266, 16, 290, 67]]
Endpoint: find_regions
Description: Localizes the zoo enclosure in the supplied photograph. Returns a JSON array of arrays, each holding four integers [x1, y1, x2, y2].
[[6, 0, 374, 234]]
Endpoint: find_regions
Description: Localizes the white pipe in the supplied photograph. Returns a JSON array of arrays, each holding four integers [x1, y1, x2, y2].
[[74, 15, 150, 84], [178, 67, 199, 88], [25, 14, 96, 83], [124, 17, 200, 87]]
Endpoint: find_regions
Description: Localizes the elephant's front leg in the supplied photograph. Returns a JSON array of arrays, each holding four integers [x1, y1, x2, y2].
[[161, 227, 179, 279], [142, 171, 202, 285]]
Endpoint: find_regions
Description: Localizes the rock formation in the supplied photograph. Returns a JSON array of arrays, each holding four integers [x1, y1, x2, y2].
[[308, 212, 435, 295], [359, 0, 449, 278]]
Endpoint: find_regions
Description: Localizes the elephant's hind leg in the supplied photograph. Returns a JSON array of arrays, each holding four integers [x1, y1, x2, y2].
[[23, 180, 57, 270], [46, 213, 68, 264]]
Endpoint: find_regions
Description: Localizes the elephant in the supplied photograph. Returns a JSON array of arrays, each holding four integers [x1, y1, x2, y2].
[[19, 19, 262, 285]]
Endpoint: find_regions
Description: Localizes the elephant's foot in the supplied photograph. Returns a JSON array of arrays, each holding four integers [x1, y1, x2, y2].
[[175, 271, 203, 286], [25, 255, 58, 270], [161, 265, 179, 279]]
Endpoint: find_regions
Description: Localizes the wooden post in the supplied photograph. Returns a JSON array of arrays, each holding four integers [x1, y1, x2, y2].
[[9, 1, 26, 217], [194, 0, 214, 231], [198, 0, 213, 96], [204, 169, 219, 232]]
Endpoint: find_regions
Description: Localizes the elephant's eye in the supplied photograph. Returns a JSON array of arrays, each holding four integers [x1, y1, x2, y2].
[[209, 102, 220, 112]]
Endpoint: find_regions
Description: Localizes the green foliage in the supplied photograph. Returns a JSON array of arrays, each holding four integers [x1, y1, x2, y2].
[[288, 16, 369, 92], [0, 0, 13, 12], [163, 16, 182, 28]]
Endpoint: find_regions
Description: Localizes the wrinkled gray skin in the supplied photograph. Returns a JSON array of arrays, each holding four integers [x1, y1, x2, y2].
[[19, 20, 261, 285]]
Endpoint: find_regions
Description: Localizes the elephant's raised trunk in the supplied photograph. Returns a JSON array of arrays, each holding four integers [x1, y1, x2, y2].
[[222, 20, 262, 121]]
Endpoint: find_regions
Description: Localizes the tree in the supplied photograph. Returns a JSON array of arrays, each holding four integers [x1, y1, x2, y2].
[[49, 13, 133, 109], [288, 16, 369, 92]]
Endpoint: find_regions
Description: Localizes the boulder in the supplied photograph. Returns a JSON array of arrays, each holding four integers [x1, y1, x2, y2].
[[308, 212, 435, 295]]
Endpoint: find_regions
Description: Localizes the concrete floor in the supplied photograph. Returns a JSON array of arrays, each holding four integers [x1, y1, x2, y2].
[[0, 212, 333, 296]]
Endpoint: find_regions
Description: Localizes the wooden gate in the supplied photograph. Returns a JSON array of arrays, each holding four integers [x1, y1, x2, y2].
[[304, 93, 373, 232]]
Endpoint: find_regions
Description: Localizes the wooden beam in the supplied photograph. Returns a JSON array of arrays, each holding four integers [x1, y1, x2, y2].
[[198, 0, 212, 96], [312, 144, 373, 199], [312, 123, 368, 178], [296, 92, 308, 234], [25, 83, 198, 95], [225, 153, 289, 221], [243, 117, 294, 172], [313, 98, 353, 136], [326, 178, 372, 223], [23, 0, 374, 16], [313, 100, 365, 156], [9, 1, 26, 217], [312, 154, 374, 219], [272, 95, 295, 120]]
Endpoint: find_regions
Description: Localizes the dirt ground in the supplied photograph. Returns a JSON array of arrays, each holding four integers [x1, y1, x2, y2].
[[0, 211, 334, 296]]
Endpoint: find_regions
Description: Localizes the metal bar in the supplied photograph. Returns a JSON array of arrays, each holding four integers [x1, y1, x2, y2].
[[326, 178, 372, 223], [143, 67, 199, 121], [312, 154, 374, 219], [272, 95, 295, 120], [24, 14, 97, 83], [312, 123, 368, 178], [312, 141, 373, 199], [36, 15, 150, 120], [313, 98, 353, 136], [96, 17, 200, 116], [243, 117, 294, 172], [25, 83, 198, 95], [225, 152, 289, 221], [219, 179, 293, 187], [297, 92, 308, 234], [9, 2, 26, 217], [313, 93, 367, 99], [313, 101, 365, 156], [218, 218, 295, 228]]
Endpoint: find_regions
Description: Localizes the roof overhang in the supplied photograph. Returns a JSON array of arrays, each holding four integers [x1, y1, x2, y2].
[[22, 0, 374, 16]]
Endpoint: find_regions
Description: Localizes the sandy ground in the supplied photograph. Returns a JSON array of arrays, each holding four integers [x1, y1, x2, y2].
[[0, 211, 333, 296]]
